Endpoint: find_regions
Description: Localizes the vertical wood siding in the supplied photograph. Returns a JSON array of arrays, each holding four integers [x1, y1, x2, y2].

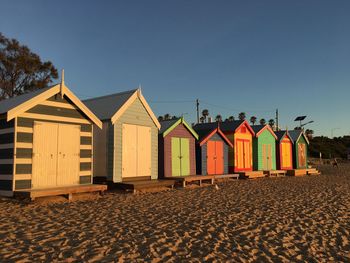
[[253, 129, 276, 171], [12, 95, 93, 190], [162, 123, 196, 177], [113, 98, 158, 182]]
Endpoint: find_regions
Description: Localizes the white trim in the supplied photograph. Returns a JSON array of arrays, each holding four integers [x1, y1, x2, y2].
[[0, 174, 14, 180], [0, 127, 14, 135], [0, 143, 14, 149]]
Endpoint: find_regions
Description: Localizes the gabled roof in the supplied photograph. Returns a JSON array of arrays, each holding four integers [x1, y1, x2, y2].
[[84, 89, 160, 129], [288, 129, 310, 145], [275, 130, 294, 144], [193, 124, 233, 147], [251, 124, 277, 139], [193, 120, 255, 135], [0, 81, 102, 128], [159, 117, 198, 139]]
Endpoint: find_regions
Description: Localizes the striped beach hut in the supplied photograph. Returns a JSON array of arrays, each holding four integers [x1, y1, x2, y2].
[[194, 120, 255, 173], [251, 125, 277, 171], [194, 124, 233, 175], [158, 117, 198, 178], [84, 89, 160, 182], [0, 78, 102, 197], [275, 130, 294, 170], [289, 130, 309, 169]]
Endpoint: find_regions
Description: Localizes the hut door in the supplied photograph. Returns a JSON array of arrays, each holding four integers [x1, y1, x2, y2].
[[122, 124, 151, 178], [236, 139, 244, 169], [298, 143, 306, 168], [262, 144, 272, 170], [56, 124, 80, 186], [32, 122, 59, 188], [171, 137, 190, 176], [207, 141, 224, 175], [281, 141, 292, 169], [243, 140, 251, 169]]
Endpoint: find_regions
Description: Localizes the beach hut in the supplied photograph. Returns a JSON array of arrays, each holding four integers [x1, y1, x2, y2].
[[194, 120, 255, 173], [275, 130, 294, 170], [288, 130, 309, 169], [0, 76, 103, 197], [158, 117, 198, 178], [251, 125, 277, 171], [83, 89, 160, 182], [194, 124, 233, 175]]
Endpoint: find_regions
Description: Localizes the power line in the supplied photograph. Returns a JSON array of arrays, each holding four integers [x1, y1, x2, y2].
[[200, 100, 275, 113]]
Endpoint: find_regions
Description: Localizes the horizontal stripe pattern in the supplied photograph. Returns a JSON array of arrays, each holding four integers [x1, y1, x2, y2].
[[27, 104, 86, 119], [0, 133, 14, 144], [15, 180, 31, 190], [79, 175, 91, 184]]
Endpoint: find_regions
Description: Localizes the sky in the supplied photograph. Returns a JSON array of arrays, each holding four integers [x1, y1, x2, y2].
[[0, 0, 349, 137]]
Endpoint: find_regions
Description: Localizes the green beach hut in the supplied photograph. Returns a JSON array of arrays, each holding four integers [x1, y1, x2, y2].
[[252, 125, 277, 171], [288, 130, 309, 169]]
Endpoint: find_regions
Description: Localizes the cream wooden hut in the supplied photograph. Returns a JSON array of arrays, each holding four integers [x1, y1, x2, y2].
[[0, 77, 102, 197], [84, 89, 160, 182]]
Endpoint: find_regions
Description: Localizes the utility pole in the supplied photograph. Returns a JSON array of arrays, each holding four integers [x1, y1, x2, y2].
[[196, 99, 200, 124], [275, 109, 279, 131]]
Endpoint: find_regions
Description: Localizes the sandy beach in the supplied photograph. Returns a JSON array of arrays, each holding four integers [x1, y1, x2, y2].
[[0, 165, 350, 262]]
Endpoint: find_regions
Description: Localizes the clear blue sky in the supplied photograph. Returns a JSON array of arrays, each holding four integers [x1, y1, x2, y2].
[[1, 0, 349, 137]]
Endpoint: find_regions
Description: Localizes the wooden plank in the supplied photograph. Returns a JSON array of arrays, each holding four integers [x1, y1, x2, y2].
[[16, 127, 33, 133], [0, 143, 14, 149], [0, 127, 14, 135], [0, 159, 14, 164], [20, 113, 90, 125], [39, 100, 78, 110]]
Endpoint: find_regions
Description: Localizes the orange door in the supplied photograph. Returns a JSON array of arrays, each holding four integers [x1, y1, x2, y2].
[[215, 141, 224, 174], [281, 140, 292, 169], [207, 141, 216, 175], [243, 140, 251, 169], [236, 139, 244, 169]]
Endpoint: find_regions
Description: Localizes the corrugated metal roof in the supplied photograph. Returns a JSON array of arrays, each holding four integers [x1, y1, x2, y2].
[[83, 89, 137, 120], [288, 129, 303, 143], [0, 86, 52, 114], [251, 125, 265, 134], [159, 118, 180, 134], [193, 120, 244, 132]]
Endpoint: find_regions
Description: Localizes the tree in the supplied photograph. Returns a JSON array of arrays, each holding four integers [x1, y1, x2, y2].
[[200, 116, 205, 123], [250, 116, 257, 126], [259, 118, 266, 125], [305, 129, 314, 140], [202, 109, 209, 122], [158, 116, 164, 121], [164, 113, 171, 120], [215, 114, 222, 122], [0, 33, 58, 100], [228, 116, 235, 122], [238, 112, 246, 121], [268, 119, 275, 128]]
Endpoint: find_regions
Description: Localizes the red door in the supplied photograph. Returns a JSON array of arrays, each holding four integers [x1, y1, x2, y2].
[[207, 141, 224, 175]]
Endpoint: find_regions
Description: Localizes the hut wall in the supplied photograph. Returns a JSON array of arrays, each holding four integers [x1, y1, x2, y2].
[[113, 97, 158, 182], [294, 135, 308, 169], [0, 116, 15, 196], [253, 129, 276, 171], [163, 123, 196, 177], [13, 94, 93, 191]]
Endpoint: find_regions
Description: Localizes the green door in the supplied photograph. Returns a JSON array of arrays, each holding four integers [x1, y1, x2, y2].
[[180, 138, 190, 176], [171, 137, 190, 176], [171, 138, 181, 176]]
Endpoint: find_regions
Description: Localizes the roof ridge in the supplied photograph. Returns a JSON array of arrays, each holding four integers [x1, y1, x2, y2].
[[83, 89, 137, 102]]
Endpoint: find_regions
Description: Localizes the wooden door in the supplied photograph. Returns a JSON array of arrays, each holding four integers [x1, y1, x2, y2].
[[298, 143, 306, 167], [171, 137, 181, 176], [262, 144, 267, 170], [122, 124, 137, 177], [137, 126, 151, 176], [180, 138, 190, 176], [215, 141, 224, 174], [57, 124, 80, 186], [206, 141, 216, 175], [267, 145, 272, 170], [236, 139, 244, 169], [243, 140, 251, 169], [32, 122, 58, 189], [281, 141, 292, 169]]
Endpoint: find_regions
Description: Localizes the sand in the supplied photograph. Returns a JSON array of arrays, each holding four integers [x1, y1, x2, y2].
[[0, 164, 350, 262]]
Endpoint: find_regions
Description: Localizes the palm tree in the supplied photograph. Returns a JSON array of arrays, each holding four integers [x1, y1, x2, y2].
[[215, 114, 222, 122], [268, 119, 275, 128], [158, 116, 164, 122], [259, 118, 266, 125], [200, 116, 205, 123], [228, 116, 235, 122], [164, 113, 171, 120], [202, 109, 209, 123], [238, 112, 246, 121], [250, 116, 257, 126]]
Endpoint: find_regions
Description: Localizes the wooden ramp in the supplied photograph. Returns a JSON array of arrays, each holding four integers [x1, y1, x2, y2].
[[115, 180, 176, 193], [239, 171, 265, 179], [168, 175, 215, 188], [264, 170, 287, 177], [214, 174, 240, 181], [15, 184, 107, 201], [287, 168, 321, 176]]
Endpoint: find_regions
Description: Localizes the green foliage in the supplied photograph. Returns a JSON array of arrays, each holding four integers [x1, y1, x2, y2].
[[238, 112, 246, 120], [0, 32, 58, 100], [309, 136, 350, 159]]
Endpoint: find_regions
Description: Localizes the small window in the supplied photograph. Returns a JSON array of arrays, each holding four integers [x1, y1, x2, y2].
[[241, 127, 246, 133]]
